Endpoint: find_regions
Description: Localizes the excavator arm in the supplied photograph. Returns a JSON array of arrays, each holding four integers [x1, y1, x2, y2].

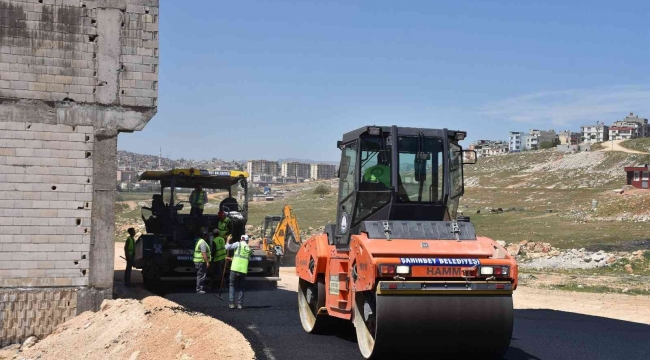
[[270, 205, 301, 254]]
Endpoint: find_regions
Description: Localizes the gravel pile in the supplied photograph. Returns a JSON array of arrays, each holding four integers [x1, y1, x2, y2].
[[521, 249, 614, 270]]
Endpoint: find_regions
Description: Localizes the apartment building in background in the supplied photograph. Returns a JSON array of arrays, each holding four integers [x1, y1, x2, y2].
[[310, 163, 337, 180], [526, 129, 557, 150], [508, 132, 528, 152], [609, 113, 649, 140], [558, 131, 580, 145], [246, 160, 280, 180], [470, 140, 509, 158], [281, 162, 311, 179], [581, 122, 609, 143], [609, 127, 636, 141]]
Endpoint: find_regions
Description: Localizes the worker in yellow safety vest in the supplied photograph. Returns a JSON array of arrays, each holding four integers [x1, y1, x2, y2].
[[208, 228, 227, 290], [124, 228, 136, 287], [216, 211, 232, 240], [189, 184, 207, 218], [224, 234, 251, 309], [193, 228, 211, 294]]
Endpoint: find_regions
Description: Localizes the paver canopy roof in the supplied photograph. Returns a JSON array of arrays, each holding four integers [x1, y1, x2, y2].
[[139, 169, 248, 189]]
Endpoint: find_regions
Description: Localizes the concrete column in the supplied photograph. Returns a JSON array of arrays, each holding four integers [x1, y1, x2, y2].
[[96, 8, 123, 105], [87, 130, 118, 308]]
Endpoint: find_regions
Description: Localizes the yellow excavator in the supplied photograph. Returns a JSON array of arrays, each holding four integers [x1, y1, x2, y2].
[[258, 205, 302, 266]]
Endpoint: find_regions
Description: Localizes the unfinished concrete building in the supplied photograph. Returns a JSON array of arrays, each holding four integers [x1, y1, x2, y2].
[[246, 159, 279, 179], [310, 163, 337, 180], [280, 161, 310, 179], [0, 0, 159, 346]]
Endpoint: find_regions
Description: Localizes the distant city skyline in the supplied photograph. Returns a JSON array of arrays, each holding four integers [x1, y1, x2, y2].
[[116, 150, 337, 170]]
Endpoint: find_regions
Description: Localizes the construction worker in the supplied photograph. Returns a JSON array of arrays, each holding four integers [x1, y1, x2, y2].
[[209, 228, 227, 290], [193, 228, 211, 294], [225, 234, 251, 309], [124, 228, 136, 287], [189, 184, 207, 218], [216, 211, 232, 240], [363, 152, 391, 188]]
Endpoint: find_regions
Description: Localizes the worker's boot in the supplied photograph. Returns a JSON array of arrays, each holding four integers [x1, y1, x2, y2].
[[229, 303, 235, 309], [237, 304, 243, 309]]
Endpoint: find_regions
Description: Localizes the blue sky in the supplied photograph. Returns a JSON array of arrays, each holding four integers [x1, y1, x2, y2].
[[118, 0, 650, 162]]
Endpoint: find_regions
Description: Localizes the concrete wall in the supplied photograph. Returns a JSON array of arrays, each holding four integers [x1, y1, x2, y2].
[[556, 144, 591, 153], [0, 0, 159, 346]]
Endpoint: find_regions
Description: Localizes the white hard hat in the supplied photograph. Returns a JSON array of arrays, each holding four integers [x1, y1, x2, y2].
[[213, 228, 219, 234], [241, 235, 249, 242]]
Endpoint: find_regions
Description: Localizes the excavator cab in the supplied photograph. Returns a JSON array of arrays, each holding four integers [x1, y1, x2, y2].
[[262, 215, 282, 242], [330, 126, 470, 248]]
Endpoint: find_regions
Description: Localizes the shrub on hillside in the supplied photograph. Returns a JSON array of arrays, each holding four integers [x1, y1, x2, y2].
[[313, 184, 332, 196]]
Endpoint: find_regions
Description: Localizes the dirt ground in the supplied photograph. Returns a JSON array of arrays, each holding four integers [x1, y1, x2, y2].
[[0, 245, 255, 360]]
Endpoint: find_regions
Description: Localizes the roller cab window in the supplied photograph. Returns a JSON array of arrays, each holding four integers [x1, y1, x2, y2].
[[447, 141, 463, 219], [396, 136, 445, 204], [335, 141, 358, 244], [356, 135, 392, 223]]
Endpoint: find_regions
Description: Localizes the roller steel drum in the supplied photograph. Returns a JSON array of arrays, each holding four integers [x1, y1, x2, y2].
[[354, 294, 514, 359]]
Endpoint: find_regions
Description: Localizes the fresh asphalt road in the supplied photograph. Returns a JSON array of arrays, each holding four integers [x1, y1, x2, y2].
[[166, 281, 650, 360]]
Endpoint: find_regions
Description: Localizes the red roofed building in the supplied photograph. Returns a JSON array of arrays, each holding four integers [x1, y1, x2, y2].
[[609, 126, 636, 140], [624, 165, 650, 189], [609, 112, 649, 140]]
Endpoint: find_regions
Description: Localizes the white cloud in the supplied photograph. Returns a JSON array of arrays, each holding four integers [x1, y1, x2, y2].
[[481, 86, 650, 127]]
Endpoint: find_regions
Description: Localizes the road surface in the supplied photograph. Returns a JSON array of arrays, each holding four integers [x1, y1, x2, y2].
[[163, 269, 650, 360], [598, 139, 649, 154]]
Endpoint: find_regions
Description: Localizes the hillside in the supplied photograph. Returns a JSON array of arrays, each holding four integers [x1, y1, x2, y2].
[[117, 150, 244, 172], [620, 138, 650, 153], [115, 148, 650, 250], [463, 148, 650, 250]]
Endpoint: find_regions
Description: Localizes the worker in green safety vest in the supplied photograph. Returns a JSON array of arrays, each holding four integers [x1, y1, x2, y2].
[[193, 228, 211, 294], [124, 228, 136, 287], [208, 228, 227, 290], [189, 184, 207, 218], [224, 234, 251, 309], [362, 152, 391, 188], [216, 211, 232, 240]]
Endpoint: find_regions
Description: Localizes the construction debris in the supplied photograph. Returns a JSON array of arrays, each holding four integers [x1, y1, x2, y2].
[[511, 241, 646, 270]]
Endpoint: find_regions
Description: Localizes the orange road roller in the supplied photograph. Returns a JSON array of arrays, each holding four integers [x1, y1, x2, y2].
[[296, 126, 518, 359]]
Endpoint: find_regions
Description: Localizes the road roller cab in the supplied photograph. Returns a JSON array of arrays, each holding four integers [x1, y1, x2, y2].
[[296, 126, 518, 359]]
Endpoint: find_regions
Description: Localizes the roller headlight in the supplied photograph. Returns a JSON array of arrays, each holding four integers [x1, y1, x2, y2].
[[395, 266, 410, 274], [480, 266, 494, 275]]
